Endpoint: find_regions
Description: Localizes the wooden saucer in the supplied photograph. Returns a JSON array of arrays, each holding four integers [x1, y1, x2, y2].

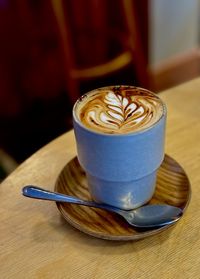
[[55, 155, 191, 241]]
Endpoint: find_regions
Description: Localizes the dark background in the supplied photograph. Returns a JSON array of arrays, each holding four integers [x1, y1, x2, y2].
[[0, 0, 149, 166]]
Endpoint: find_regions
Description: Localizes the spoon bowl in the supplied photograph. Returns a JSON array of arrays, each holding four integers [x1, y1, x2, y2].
[[22, 185, 183, 229]]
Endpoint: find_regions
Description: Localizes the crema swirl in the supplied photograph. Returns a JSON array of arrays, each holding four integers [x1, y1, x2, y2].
[[74, 86, 164, 134]]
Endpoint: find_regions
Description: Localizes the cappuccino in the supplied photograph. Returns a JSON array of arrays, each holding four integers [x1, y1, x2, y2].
[[74, 86, 164, 134], [73, 85, 166, 209]]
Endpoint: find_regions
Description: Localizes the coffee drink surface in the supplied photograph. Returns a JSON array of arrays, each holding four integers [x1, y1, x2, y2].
[[75, 86, 164, 134]]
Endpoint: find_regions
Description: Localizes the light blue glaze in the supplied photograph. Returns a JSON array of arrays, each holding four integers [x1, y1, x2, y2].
[[73, 89, 167, 209]]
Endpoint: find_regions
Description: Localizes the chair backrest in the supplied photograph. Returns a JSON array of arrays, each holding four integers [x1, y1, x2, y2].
[[51, 0, 149, 103], [64, 0, 109, 67]]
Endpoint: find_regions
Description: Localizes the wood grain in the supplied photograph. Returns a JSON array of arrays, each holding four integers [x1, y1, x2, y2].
[[1, 78, 200, 278], [55, 155, 190, 240]]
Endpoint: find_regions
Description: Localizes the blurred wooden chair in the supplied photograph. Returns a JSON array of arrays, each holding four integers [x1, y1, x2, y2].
[[51, 0, 149, 104]]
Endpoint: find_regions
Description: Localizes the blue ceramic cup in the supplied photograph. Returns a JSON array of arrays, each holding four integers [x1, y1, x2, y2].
[[73, 86, 166, 210]]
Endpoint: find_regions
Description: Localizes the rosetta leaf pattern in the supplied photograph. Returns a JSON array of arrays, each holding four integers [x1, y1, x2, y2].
[[105, 92, 137, 124]]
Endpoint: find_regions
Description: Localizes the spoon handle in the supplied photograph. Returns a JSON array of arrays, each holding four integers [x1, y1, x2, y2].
[[22, 185, 122, 214]]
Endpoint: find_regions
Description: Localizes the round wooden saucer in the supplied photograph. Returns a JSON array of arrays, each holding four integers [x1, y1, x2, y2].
[[55, 155, 191, 241]]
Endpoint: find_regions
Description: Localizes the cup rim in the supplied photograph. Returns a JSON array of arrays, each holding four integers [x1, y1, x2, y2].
[[73, 85, 167, 137]]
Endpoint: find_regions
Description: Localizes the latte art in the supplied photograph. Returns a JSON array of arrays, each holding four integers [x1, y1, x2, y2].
[[75, 86, 164, 134]]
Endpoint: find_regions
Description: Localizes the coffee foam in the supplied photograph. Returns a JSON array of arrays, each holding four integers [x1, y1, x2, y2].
[[75, 86, 164, 134]]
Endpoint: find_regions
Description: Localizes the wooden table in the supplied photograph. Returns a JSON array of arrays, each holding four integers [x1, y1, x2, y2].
[[1, 78, 200, 279]]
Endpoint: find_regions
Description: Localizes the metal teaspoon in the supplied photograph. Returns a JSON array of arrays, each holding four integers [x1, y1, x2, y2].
[[22, 185, 183, 229]]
